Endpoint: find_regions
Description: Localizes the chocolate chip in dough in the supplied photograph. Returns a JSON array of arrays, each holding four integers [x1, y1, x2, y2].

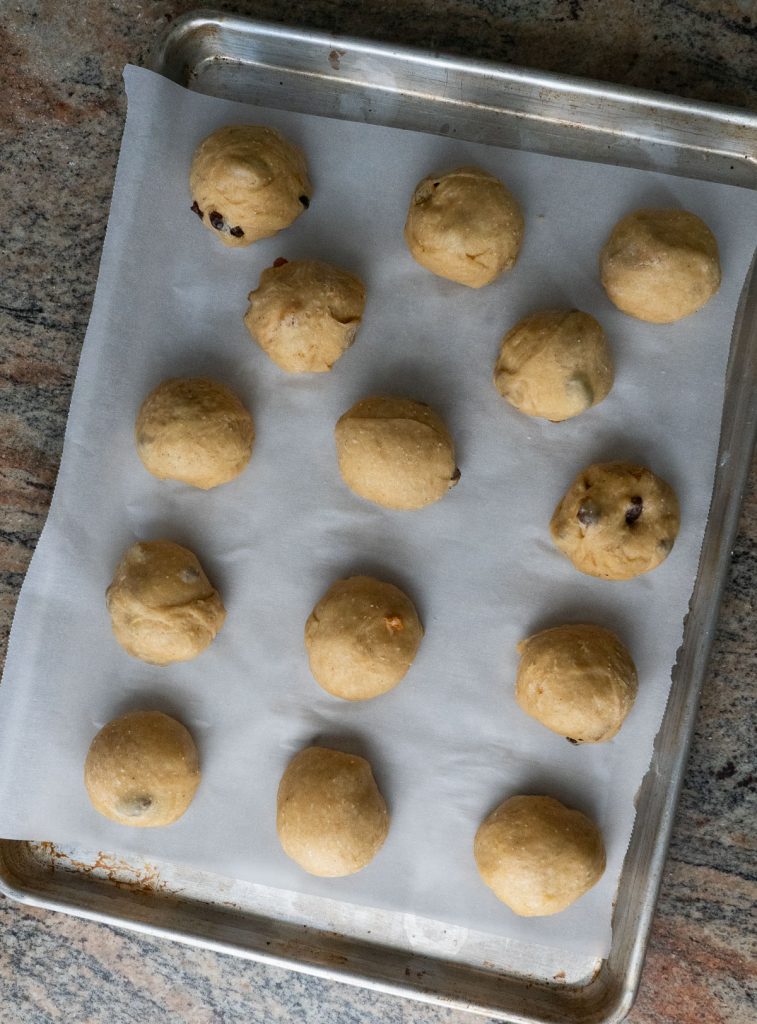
[[229, 225, 244, 238], [299, 195, 310, 208], [209, 211, 225, 230], [625, 496, 643, 526], [577, 500, 600, 527], [191, 200, 204, 219]]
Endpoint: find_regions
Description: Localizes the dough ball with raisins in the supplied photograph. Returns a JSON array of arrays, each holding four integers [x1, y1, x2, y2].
[[305, 576, 423, 700], [85, 710, 200, 828], [189, 125, 311, 247], [600, 208, 720, 323], [550, 462, 680, 580], [494, 310, 613, 421], [106, 541, 226, 664], [136, 377, 254, 489], [245, 259, 366, 373], [404, 166, 524, 288]]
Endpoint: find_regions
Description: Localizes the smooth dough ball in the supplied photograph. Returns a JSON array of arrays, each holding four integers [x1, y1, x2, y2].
[[516, 624, 638, 743], [600, 208, 720, 323], [276, 746, 389, 877], [135, 377, 254, 489], [106, 541, 226, 665], [335, 396, 459, 510], [189, 125, 311, 247], [494, 310, 613, 421], [404, 166, 524, 288], [550, 461, 680, 580], [84, 710, 200, 828], [245, 259, 366, 373], [474, 795, 606, 916], [305, 576, 423, 700]]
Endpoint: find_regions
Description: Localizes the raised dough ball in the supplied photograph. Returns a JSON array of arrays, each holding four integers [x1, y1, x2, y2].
[[245, 259, 366, 373], [516, 624, 638, 743], [305, 576, 423, 700], [494, 310, 613, 421], [135, 377, 254, 489], [550, 461, 680, 580], [84, 710, 200, 828], [600, 208, 720, 323], [189, 125, 311, 247], [276, 746, 389, 877], [474, 795, 606, 916], [106, 540, 226, 665], [404, 166, 524, 288], [335, 396, 459, 511]]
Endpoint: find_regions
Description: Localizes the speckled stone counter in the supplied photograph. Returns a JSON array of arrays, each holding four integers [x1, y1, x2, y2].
[[1, 2, 755, 1022]]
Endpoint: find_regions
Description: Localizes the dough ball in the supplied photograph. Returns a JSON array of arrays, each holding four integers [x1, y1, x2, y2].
[[84, 710, 200, 828], [404, 166, 524, 288], [276, 746, 389, 877], [600, 208, 720, 323], [106, 540, 226, 664], [245, 259, 366, 373], [494, 310, 613, 422], [550, 461, 680, 580], [335, 396, 459, 510], [305, 576, 423, 700], [516, 624, 638, 743], [136, 377, 254, 490], [474, 795, 606, 916], [189, 125, 311, 247]]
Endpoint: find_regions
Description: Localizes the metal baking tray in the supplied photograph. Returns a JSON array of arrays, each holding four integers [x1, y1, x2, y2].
[[2, 12, 755, 1022]]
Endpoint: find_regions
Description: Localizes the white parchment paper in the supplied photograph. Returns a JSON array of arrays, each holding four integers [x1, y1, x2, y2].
[[1, 66, 756, 958]]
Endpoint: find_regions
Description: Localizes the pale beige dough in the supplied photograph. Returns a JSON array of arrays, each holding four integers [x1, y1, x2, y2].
[[516, 624, 638, 743], [245, 259, 366, 373], [305, 576, 423, 700], [276, 747, 389, 877], [106, 540, 226, 665], [335, 396, 459, 511], [404, 166, 524, 288], [189, 125, 311, 247], [135, 377, 254, 489], [474, 795, 606, 916], [84, 710, 200, 828], [600, 208, 720, 323], [494, 310, 613, 421], [550, 461, 680, 580]]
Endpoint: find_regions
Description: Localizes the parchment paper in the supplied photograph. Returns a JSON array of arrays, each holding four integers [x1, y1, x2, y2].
[[1, 66, 756, 958]]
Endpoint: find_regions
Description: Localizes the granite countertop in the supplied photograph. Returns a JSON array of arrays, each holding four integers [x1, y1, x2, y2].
[[1, 1, 755, 1021]]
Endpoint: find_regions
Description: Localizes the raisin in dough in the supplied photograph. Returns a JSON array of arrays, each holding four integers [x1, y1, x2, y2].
[[550, 461, 680, 580], [245, 259, 366, 373], [474, 795, 606, 916], [404, 166, 524, 288], [494, 310, 613, 421], [335, 396, 459, 510], [600, 208, 720, 323], [189, 125, 311, 247], [276, 747, 389, 877], [84, 711, 200, 828], [136, 377, 254, 490], [305, 576, 423, 700], [106, 541, 226, 664], [516, 624, 638, 743]]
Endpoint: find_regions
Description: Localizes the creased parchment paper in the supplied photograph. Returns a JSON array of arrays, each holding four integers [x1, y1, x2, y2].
[[1, 65, 756, 958]]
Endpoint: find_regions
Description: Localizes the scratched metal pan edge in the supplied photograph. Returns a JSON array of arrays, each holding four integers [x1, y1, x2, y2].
[[1, 12, 755, 1023]]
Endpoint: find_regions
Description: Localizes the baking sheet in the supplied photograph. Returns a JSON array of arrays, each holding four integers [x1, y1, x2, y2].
[[1, 65, 755, 959]]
